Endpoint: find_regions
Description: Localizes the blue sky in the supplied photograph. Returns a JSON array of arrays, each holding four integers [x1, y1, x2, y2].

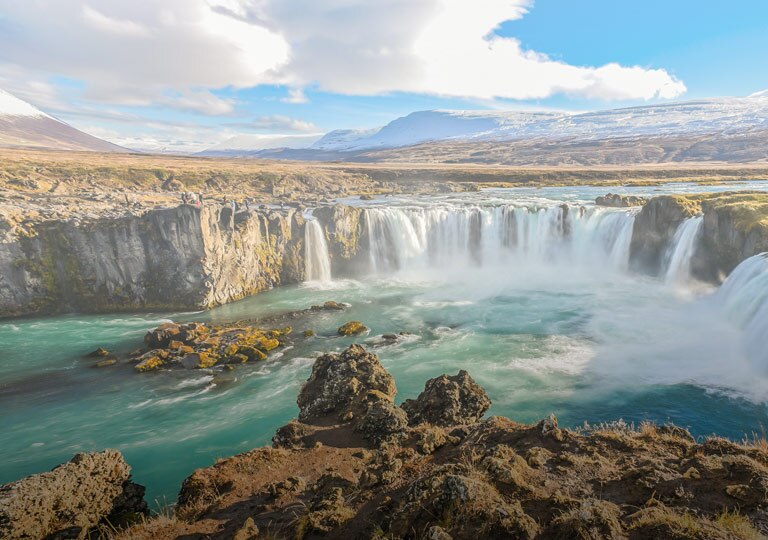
[[0, 0, 766, 152]]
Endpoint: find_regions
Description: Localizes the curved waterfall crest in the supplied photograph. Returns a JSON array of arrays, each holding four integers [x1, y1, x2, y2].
[[362, 203, 638, 274]]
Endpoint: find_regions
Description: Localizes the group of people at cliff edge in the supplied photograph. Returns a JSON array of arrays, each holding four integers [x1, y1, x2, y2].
[[180, 192, 204, 207]]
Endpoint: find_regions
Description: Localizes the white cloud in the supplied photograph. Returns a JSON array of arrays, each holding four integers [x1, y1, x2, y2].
[[281, 88, 308, 104], [0, 0, 685, 109], [0, 0, 289, 112], [82, 5, 149, 36], [245, 115, 318, 132]]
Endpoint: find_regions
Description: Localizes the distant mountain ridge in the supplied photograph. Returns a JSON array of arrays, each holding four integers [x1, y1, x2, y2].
[[309, 95, 768, 152], [0, 89, 129, 153], [200, 93, 768, 164]]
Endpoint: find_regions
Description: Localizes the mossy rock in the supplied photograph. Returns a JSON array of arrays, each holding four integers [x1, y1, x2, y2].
[[180, 352, 217, 369], [338, 321, 369, 336], [252, 336, 280, 352], [227, 353, 250, 365], [87, 347, 111, 358], [223, 343, 240, 356], [238, 346, 267, 362], [135, 356, 164, 372], [304, 329, 316, 337]]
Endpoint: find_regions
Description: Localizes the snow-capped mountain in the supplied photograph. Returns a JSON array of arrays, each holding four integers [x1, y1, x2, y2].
[[0, 89, 128, 153], [198, 133, 323, 157], [311, 110, 564, 151], [308, 95, 768, 153], [311, 128, 380, 151]]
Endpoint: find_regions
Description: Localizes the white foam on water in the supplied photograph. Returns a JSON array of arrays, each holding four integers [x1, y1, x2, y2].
[[504, 336, 595, 376]]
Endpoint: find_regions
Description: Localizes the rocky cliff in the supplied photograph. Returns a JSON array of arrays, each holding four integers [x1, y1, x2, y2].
[[313, 204, 366, 276], [0, 204, 306, 317], [692, 193, 768, 282], [629, 192, 768, 282]]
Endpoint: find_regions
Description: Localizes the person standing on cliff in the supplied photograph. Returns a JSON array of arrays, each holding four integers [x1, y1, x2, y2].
[[198, 193, 204, 207]]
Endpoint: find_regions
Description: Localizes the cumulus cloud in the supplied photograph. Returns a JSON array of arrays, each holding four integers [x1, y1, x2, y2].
[[241, 115, 318, 132], [0, 0, 289, 113], [0, 0, 686, 109]]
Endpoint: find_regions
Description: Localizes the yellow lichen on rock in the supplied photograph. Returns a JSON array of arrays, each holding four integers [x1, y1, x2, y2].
[[135, 356, 164, 372], [338, 321, 369, 336]]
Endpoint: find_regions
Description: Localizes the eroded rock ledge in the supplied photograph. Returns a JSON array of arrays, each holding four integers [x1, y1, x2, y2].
[[111, 344, 766, 540], [0, 450, 147, 540], [629, 191, 768, 281]]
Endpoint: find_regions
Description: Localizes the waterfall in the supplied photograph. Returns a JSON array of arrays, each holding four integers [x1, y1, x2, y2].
[[711, 253, 768, 371], [304, 219, 332, 282], [664, 217, 703, 285], [362, 204, 637, 275]]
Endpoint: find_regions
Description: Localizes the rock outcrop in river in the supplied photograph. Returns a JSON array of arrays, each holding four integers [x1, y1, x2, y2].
[[105, 344, 765, 539]]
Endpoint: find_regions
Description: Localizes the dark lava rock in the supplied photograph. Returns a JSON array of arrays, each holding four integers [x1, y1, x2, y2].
[[401, 370, 491, 427], [297, 344, 396, 423]]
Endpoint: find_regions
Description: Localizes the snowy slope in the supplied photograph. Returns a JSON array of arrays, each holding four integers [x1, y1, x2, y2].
[[304, 95, 768, 153], [199, 133, 323, 156], [0, 89, 53, 118], [312, 110, 563, 151], [312, 128, 380, 151], [0, 89, 129, 152]]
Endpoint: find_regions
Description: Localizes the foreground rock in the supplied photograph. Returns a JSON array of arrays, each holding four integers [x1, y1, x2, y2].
[[401, 370, 491, 426], [118, 345, 768, 539], [0, 450, 147, 539]]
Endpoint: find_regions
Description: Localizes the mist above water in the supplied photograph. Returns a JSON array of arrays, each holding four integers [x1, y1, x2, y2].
[[304, 195, 768, 401]]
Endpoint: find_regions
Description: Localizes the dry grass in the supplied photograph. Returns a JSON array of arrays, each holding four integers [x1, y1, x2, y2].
[[3, 148, 768, 197], [716, 509, 765, 540]]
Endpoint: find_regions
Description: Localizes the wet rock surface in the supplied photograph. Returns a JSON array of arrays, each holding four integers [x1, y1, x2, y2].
[[401, 369, 491, 427], [133, 321, 291, 372], [297, 344, 397, 423], [105, 344, 768, 539], [0, 450, 147, 540]]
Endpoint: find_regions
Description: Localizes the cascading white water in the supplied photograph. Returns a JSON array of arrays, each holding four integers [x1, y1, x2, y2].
[[664, 216, 703, 285], [711, 253, 768, 371], [304, 219, 332, 282], [363, 204, 638, 275]]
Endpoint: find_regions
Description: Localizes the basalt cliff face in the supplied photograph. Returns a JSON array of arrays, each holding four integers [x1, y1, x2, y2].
[[629, 192, 768, 282], [0, 205, 307, 317], [2, 191, 767, 318]]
